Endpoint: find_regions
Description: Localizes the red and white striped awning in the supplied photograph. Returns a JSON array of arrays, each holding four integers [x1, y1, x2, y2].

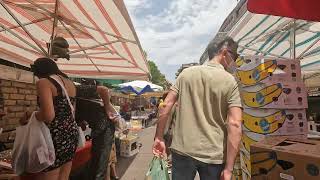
[[0, 0, 149, 80]]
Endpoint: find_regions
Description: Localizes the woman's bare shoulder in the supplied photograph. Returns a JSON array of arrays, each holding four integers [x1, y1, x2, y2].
[[36, 78, 51, 88], [63, 78, 76, 96]]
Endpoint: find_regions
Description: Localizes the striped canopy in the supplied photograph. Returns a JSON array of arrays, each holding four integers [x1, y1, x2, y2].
[[248, 0, 320, 22], [228, 12, 320, 87], [0, 0, 149, 80]]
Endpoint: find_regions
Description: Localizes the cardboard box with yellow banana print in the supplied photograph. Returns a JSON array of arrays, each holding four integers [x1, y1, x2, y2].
[[236, 56, 301, 87], [240, 131, 265, 179], [241, 82, 308, 109], [241, 170, 251, 180], [240, 131, 265, 156], [232, 155, 243, 180], [250, 136, 320, 180], [240, 129, 309, 178], [242, 109, 307, 136], [240, 151, 252, 179]]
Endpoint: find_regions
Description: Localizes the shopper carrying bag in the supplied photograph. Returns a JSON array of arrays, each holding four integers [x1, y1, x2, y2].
[[145, 157, 170, 180], [12, 111, 55, 175], [20, 58, 79, 180]]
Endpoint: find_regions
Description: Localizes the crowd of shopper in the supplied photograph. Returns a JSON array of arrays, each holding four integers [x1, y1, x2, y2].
[[17, 36, 243, 180]]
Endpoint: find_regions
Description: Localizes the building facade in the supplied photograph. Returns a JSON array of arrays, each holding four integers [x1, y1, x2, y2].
[[175, 63, 199, 78]]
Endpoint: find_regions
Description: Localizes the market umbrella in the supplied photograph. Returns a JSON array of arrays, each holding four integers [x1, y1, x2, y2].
[[0, 0, 149, 80], [118, 81, 163, 115], [120, 85, 154, 96], [119, 80, 163, 95]]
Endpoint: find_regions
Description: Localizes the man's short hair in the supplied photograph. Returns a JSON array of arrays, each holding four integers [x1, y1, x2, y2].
[[207, 37, 238, 60], [81, 78, 97, 86]]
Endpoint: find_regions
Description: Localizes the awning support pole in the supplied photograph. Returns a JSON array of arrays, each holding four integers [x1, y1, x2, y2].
[[49, 0, 59, 56], [0, 1, 48, 56], [61, 21, 146, 72], [298, 37, 320, 59], [0, 24, 43, 54], [290, 20, 296, 59], [68, 40, 120, 54], [0, 17, 51, 33], [59, 20, 101, 72], [238, 45, 291, 60], [25, 0, 136, 44]]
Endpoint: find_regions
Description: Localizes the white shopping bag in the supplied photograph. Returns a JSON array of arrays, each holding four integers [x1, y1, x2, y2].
[[12, 112, 55, 175], [77, 127, 86, 148]]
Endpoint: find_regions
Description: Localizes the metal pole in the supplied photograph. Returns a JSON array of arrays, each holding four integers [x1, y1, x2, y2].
[[297, 37, 320, 59], [0, 1, 48, 56], [59, 20, 101, 72], [238, 45, 291, 60], [49, 0, 59, 56], [68, 40, 120, 54], [0, 24, 43, 54], [290, 20, 296, 59], [0, 17, 50, 33], [25, 0, 136, 44]]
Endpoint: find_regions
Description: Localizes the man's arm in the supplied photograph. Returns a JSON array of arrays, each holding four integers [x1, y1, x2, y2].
[[155, 90, 178, 140], [225, 107, 242, 172], [153, 90, 178, 156], [96, 86, 114, 118]]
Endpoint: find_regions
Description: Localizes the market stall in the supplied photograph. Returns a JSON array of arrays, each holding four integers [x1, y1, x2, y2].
[[198, 1, 320, 179], [0, 0, 149, 80], [0, 0, 149, 178], [0, 142, 92, 180], [119, 80, 163, 129], [222, 0, 320, 179]]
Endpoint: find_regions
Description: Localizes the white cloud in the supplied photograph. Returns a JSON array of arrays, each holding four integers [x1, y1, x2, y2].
[[125, 0, 238, 81], [125, 0, 151, 11]]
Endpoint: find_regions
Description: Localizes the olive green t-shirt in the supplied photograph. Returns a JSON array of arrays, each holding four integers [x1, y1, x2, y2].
[[170, 61, 242, 164]]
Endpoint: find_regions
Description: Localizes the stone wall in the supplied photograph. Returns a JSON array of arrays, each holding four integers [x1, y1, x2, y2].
[[0, 79, 37, 149]]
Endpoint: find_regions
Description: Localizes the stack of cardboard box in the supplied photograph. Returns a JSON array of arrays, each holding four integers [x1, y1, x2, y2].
[[235, 56, 309, 179], [250, 136, 320, 180], [120, 134, 140, 157]]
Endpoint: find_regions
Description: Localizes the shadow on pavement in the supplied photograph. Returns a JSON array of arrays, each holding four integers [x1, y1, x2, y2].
[[116, 154, 138, 178]]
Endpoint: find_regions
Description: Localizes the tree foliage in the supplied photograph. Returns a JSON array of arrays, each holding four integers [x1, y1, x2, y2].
[[148, 60, 167, 88]]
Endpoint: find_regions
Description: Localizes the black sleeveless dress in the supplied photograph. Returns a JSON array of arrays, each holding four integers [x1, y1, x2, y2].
[[41, 77, 79, 171]]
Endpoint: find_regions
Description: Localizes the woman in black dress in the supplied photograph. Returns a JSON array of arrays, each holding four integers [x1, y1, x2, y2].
[[31, 58, 78, 180]]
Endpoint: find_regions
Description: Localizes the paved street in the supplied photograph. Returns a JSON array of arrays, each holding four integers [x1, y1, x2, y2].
[[116, 125, 200, 180], [117, 126, 156, 180]]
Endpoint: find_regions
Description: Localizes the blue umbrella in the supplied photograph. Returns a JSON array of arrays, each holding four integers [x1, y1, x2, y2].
[[120, 85, 154, 95]]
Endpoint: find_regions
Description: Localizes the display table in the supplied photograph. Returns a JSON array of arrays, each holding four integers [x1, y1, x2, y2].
[[131, 115, 149, 128], [0, 141, 92, 180], [71, 141, 92, 171]]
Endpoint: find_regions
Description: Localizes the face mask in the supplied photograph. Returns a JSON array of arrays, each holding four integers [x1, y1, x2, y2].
[[224, 53, 237, 74], [227, 60, 237, 74]]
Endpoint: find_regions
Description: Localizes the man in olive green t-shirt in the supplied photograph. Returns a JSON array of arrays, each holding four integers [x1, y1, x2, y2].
[[153, 37, 242, 180]]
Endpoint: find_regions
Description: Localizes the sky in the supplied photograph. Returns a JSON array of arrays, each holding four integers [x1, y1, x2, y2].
[[124, 0, 239, 82]]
